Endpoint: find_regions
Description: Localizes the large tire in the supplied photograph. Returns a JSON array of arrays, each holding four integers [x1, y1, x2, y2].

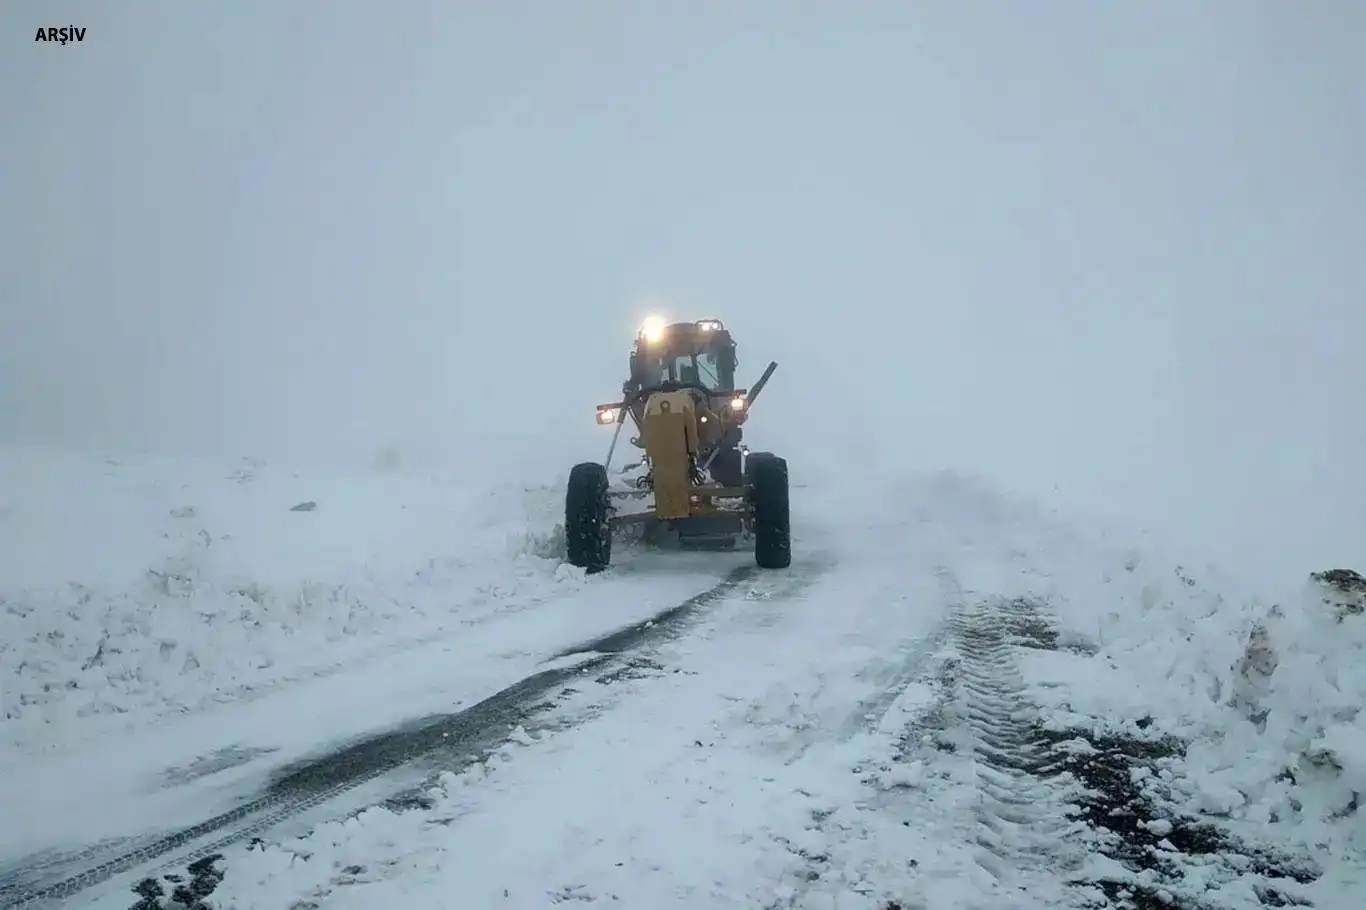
[[743, 450, 773, 482], [747, 453, 790, 569], [565, 462, 612, 573]]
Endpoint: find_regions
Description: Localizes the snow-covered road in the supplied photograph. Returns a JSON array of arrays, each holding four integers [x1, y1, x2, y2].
[[3, 450, 1363, 909], [1, 557, 748, 881]]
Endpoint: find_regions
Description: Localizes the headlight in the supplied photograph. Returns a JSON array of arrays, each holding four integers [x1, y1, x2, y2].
[[597, 408, 618, 425], [639, 314, 667, 343]]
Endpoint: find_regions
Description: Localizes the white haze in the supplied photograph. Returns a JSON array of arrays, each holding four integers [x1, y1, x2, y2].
[[2, 1, 1363, 585]]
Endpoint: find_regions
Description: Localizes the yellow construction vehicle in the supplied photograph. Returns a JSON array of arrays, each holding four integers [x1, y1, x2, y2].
[[565, 316, 789, 573]]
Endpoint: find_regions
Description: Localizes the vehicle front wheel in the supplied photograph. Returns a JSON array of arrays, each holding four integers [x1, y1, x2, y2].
[[565, 462, 612, 573], [747, 453, 790, 569]]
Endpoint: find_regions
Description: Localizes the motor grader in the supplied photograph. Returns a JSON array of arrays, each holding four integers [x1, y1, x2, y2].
[[564, 316, 790, 574]]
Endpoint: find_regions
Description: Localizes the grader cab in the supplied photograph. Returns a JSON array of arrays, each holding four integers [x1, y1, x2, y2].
[[565, 316, 790, 574]]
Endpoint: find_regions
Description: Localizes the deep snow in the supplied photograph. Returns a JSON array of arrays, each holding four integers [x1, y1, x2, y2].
[[0, 444, 578, 756], [3, 446, 1363, 909]]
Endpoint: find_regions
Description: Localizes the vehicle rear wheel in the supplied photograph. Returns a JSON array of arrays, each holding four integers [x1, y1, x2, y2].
[[747, 453, 790, 569], [565, 462, 612, 573]]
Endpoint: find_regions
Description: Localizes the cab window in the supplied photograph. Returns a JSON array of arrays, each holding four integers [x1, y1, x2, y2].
[[635, 347, 726, 392]]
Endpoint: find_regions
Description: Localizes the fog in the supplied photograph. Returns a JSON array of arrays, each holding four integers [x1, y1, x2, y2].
[[3, 2, 1363, 583]]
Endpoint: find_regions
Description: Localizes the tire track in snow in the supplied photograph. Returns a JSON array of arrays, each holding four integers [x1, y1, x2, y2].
[[775, 593, 1324, 909], [945, 597, 1086, 890], [765, 563, 964, 767], [828, 561, 971, 747], [0, 565, 767, 909], [951, 600, 1324, 909], [754, 620, 955, 772], [368, 548, 843, 826], [779, 595, 1087, 908]]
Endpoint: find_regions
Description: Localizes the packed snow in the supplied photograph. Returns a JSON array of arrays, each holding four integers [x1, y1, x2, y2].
[[5, 447, 1362, 909]]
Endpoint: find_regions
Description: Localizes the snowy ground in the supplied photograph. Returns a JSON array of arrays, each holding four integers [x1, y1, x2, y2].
[[0, 444, 579, 757], [2, 447, 1363, 909]]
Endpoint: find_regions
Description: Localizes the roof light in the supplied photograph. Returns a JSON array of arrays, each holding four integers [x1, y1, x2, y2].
[[639, 314, 668, 343]]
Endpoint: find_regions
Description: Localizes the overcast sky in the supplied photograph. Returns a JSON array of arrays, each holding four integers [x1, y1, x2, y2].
[[3, 1, 1362, 582]]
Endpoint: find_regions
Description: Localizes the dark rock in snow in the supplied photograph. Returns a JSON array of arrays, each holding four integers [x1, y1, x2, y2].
[[1311, 568, 1365, 620], [1312, 568, 1366, 594]]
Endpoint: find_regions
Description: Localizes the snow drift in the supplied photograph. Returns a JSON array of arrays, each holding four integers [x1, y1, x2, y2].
[[1018, 522, 1366, 881], [0, 445, 577, 755]]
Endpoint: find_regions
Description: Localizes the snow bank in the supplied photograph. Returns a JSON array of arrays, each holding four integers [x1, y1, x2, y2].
[[0, 445, 576, 755], [1011, 504, 1366, 872], [823, 470, 1366, 896], [820, 468, 1366, 880], [1205, 570, 1366, 850]]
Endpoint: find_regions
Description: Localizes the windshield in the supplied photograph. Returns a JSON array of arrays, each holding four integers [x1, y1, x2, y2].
[[636, 349, 725, 392], [676, 351, 722, 390]]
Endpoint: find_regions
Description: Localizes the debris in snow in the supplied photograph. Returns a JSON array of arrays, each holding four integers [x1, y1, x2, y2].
[[1311, 567, 1366, 621], [289, 500, 317, 512], [128, 853, 225, 909]]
